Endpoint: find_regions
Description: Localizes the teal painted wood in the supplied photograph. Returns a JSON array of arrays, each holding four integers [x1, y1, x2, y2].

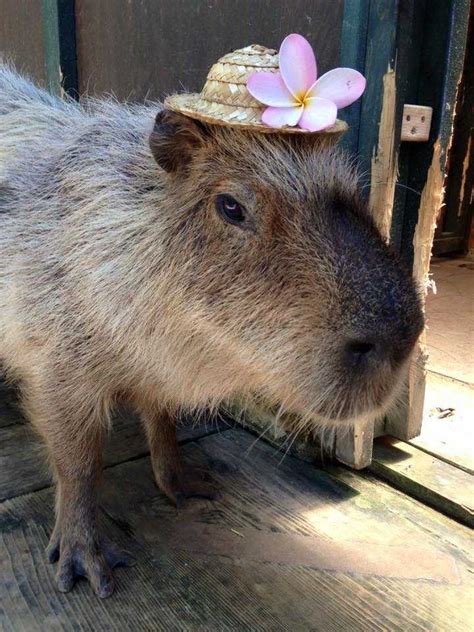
[[41, 0, 61, 95], [340, 0, 417, 193], [339, 0, 370, 154], [340, 0, 469, 265], [356, 0, 399, 184], [41, 0, 78, 97], [389, 0, 428, 253], [397, 0, 470, 265]]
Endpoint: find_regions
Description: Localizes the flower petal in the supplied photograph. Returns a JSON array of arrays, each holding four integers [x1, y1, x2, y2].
[[308, 68, 366, 108], [247, 71, 295, 107], [279, 34, 317, 98], [298, 97, 337, 132], [262, 105, 303, 128]]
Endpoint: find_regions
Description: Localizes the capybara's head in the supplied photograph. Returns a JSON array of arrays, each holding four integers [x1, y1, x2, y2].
[[149, 110, 424, 424]]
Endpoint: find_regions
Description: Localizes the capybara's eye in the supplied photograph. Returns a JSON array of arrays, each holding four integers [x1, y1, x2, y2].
[[216, 194, 246, 226]]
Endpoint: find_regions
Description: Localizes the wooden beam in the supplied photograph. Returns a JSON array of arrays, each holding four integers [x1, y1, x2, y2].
[[386, 0, 470, 442]]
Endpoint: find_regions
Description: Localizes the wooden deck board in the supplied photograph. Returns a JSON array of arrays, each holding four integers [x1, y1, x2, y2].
[[0, 406, 232, 502], [0, 381, 23, 429], [371, 436, 474, 527], [1, 429, 473, 631]]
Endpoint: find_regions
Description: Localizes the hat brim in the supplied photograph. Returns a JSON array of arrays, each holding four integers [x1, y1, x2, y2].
[[164, 94, 348, 135]]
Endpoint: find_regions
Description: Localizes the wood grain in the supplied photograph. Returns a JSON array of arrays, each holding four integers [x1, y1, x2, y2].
[[74, 0, 343, 100], [371, 436, 474, 527], [0, 0, 46, 84], [1, 429, 473, 630], [0, 406, 232, 501]]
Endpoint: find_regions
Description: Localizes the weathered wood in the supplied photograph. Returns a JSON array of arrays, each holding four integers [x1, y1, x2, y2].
[[412, 370, 474, 473], [401, 104, 433, 142], [369, 66, 398, 240], [386, 0, 470, 443], [41, 0, 78, 97], [0, 0, 47, 84], [434, 7, 473, 254], [371, 436, 474, 527], [339, 0, 370, 153], [0, 382, 23, 428], [396, 0, 470, 267], [74, 0, 343, 101], [335, 418, 374, 469], [0, 407, 232, 501], [1, 429, 473, 630], [388, 140, 444, 443], [385, 342, 427, 441]]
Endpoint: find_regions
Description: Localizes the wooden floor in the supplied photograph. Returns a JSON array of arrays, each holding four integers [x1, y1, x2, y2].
[[1, 381, 473, 632]]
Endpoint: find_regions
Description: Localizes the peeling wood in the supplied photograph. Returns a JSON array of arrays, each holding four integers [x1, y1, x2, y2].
[[412, 140, 444, 289], [387, 141, 444, 441], [458, 134, 472, 217], [369, 66, 398, 241]]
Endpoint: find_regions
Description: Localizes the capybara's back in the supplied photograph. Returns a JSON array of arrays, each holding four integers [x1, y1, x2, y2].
[[0, 65, 423, 597]]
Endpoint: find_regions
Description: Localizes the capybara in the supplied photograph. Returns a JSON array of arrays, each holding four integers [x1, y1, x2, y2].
[[0, 65, 423, 597]]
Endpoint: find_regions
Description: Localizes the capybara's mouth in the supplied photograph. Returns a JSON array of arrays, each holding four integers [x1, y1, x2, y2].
[[282, 357, 408, 426]]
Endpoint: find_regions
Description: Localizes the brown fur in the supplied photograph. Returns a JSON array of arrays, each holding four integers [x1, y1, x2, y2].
[[0, 66, 423, 597]]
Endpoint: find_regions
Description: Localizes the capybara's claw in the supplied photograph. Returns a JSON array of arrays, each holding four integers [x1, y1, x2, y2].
[[47, 532, 133, 598], [154, 462, 220, 507]]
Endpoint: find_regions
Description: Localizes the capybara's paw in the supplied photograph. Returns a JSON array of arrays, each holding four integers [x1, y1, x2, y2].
[[154, 463, 220, 507], [47, 530, 134, 598]]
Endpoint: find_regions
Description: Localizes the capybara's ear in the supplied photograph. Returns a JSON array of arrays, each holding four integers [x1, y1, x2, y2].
[[149, 109, 209, 172]]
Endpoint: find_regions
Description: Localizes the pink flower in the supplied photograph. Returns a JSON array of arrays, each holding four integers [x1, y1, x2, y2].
[[247, 34, 366, 132]]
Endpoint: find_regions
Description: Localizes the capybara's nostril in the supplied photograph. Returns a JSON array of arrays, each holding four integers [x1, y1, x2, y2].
[[346, 339, 376, 364]]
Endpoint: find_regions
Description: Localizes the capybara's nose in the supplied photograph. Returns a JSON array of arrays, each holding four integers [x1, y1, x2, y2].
[[345, 338, 377, 366]]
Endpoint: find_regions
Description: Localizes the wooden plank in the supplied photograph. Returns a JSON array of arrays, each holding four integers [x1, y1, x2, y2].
[[386, 0, 470, 443], [0, 408, 232, 501], [74, 0, 343, 100], [1, 429, 473, 630], [370, 436, 474, 527], [41, 0, 79, 97], [335, 417, 374, 469], [339, 0, 370, 154], [412, 371, 474, 473], [397, 0, 470, 266], [434, 8, 473, 252], [356, 0, 400, 184], [0, 0, 47, 84], [41, 0, 62, 95], [0, 381, 23, 428]]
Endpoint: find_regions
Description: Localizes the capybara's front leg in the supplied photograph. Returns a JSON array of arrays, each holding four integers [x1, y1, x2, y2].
[[141, 409, 217, 507], [26, 386, 131, 598]]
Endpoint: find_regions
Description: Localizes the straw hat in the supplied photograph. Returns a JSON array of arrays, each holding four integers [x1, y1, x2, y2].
[[165, 45, 348, 135]]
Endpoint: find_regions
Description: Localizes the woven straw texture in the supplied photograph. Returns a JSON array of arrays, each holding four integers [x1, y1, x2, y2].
[[165, 45, 347, 136]]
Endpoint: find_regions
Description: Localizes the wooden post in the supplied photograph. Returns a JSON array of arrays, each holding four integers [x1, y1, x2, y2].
[[385, 0, 470, 441]]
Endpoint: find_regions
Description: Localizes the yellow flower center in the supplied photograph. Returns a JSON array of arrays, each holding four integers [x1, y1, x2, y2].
[[295, 91, 310, 107]]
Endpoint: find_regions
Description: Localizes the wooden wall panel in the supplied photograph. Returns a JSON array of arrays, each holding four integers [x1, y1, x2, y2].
[[75, 0, 343, 101], [0, 0, 46, 84]]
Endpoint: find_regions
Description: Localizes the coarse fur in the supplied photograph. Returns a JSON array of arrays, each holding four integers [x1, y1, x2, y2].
[[0, 64, 423, 597]]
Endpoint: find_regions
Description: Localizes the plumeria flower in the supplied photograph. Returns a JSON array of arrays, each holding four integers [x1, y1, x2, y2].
[[247, 34, 366, 132]]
